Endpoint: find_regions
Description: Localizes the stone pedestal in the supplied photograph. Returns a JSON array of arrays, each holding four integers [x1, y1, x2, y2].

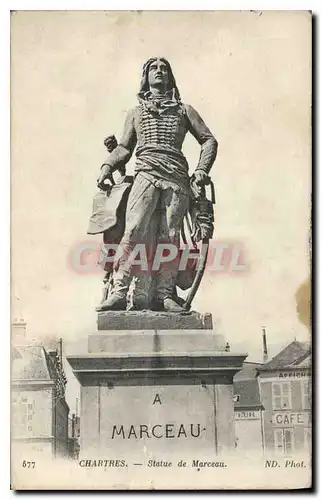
[[67, 311, 247, 459]]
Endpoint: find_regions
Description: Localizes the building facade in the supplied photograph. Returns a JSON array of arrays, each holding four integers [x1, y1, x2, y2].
[[258, 341, 311, 455], [12, 343, 70, 459], [233, 341, 311, 456], [68, 414, 80, 459], [233, 362, 264, 453]]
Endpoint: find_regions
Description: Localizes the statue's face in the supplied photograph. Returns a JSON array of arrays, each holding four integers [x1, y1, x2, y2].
[[148, 59, 169, 88]]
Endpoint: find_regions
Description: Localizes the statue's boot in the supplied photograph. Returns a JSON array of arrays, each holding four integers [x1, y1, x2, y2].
[[99, 293, 127, 311], [163, 297, 185, 313], [154, 270, 185, 312]]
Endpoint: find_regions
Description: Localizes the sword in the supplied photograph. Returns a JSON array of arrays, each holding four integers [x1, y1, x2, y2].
[[183, 178, 215, 311], [183, 239, 210, 311]]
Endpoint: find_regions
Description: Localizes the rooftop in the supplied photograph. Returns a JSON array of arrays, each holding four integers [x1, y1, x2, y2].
[[12, 345, 52, 380], [259, 340, 311, 371], [234, 361, 262, 381], [12, 344, 68, 392], [234, 379, 262, 409]]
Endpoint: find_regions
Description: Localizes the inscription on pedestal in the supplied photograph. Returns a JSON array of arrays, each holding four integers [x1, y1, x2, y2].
[[92, 384, 215, 456]]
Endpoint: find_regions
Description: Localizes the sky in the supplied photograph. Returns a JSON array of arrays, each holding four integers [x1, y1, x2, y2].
[[10, 11, 311, 411]]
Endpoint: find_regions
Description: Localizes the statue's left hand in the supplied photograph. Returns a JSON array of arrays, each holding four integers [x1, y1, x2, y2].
[[97, 164, 113, 190], [193, 170, 210, 186]]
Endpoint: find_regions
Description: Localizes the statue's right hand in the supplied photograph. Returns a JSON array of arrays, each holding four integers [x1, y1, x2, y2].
[[97, 164, 112, 190]]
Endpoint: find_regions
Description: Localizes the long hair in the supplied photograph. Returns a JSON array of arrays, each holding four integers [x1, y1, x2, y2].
[[138, 57, 181, 101]]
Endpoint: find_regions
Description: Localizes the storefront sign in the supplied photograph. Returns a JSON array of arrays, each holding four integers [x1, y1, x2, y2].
[[278, 371, 309, 379], [272, 412, 309, 426], [235, 410, 260, 420]]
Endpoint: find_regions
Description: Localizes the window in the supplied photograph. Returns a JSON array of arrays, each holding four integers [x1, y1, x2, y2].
[[12, 395, 34, 437], [274, 429, 295, 455], [284, 429, 294, 455], [274, 429, 284, 454], [304, 428, 311, 453], [301, 380, 310, 410], [272, 382, 291, 410]]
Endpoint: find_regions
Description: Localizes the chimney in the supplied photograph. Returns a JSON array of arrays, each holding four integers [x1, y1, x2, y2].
[[262, 326, 268, 363], [12, 318, 27, 338], [59, 338, 63, 365], [72, 413, 75, 438]]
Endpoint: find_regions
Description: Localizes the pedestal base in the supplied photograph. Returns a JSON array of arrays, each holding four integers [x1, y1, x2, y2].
[[67, 315, 247, 458], [97, 310, 213, 331]]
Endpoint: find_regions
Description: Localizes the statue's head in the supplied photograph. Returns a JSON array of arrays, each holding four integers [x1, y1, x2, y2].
[[139, 57, 181, 100]]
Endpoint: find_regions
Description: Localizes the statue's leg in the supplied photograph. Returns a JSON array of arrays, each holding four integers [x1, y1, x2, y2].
[[129, 208, 159, 310], [102, 174, 159, 310], [153, 187, 190, 311]]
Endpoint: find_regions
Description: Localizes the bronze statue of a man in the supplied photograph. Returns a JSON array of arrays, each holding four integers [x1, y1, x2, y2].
[[97, 57, 218, 312]]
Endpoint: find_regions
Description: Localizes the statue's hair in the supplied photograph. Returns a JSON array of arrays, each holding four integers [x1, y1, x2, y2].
[[138, 57, 181, 101]]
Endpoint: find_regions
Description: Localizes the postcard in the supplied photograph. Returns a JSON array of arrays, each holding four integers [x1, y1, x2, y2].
[[11, 10, 312, 490]]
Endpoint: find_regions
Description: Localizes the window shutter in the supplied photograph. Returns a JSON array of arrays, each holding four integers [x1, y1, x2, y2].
[[284, 429, 294, 454], [304, 428, 311, 452], [12, 395, 34, 437], [274, 429, 284, 454], [281, 382, 291, 409], [301, 381, 309, 409], [272, 383, 282, 410]]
